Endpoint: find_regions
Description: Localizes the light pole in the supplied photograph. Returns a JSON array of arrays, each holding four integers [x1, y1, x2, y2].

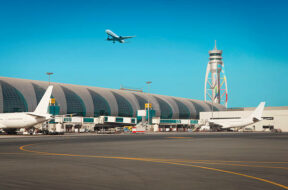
[[146, 81, 152, 127], [46, 72, 54, 85]]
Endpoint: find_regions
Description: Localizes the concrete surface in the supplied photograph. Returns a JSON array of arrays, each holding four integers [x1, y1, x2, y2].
[[0, 132, 287, 190]]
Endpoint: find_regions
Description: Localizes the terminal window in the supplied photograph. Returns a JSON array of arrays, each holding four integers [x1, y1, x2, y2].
[[88, 89, 111, 116], [61, 86, 86, 116], [154, 96, 173, 119], [111, 92, 133, 117], [0, 80, 28, 113], [133, 94, 147, 110], [173, 99, 190, 119], [190, 101, 206, 119]]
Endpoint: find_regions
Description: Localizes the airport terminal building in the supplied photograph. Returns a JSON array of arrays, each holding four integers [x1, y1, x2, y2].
[[0, 76, 224, 120], [1, 77, 287, 133]]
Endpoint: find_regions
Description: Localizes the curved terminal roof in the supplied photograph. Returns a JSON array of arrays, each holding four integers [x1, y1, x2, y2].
[[0, 77, 225, 119]]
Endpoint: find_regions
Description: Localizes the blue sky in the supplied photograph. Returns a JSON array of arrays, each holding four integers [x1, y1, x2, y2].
[[0, 0, 287, 107]]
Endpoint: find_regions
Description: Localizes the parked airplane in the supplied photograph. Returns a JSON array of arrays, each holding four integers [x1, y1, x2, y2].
[[0, 85, 53, 133], [105, 29, 135, 43], [201, 102, 266, 130]]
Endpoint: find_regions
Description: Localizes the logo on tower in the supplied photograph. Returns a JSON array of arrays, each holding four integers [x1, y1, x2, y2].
[[204, 41, 228, 107]]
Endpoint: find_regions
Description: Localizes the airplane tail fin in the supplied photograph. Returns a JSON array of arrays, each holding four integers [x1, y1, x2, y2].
[[247, 102, 266, 121], [33, 85, 53, 115]]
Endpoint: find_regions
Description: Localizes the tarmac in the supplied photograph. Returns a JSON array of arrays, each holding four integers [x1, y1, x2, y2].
[[0, 132, 287, 190]]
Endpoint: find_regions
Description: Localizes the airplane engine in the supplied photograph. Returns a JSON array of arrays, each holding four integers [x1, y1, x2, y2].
[[3, 128, 17, 135]]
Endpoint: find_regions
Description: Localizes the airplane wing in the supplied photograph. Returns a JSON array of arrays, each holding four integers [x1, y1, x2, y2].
[[120, 36, 135, 39], [209, 120, 231, 129], [27, 113, 48, 119]]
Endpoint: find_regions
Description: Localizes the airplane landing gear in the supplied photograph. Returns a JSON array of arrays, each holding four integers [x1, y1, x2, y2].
[[3, 128, 17, 135]]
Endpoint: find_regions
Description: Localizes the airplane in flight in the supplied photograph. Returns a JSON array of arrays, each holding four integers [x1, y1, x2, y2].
[[105, 29, 135, 43], [200, 102, 266, 131], [0, 85, 53, 133]]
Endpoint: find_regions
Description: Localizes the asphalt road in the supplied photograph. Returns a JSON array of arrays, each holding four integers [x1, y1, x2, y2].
[[0, 132, 287, 190]]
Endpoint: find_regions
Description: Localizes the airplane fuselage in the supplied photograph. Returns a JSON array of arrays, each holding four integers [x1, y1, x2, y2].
[[105, 29, 132, 43], [206, 102, 266, 130], [209, 118, 254, 129], [106, 29, 124, 43], [106, 30, 119, 38], [0, 113, 49, 129]]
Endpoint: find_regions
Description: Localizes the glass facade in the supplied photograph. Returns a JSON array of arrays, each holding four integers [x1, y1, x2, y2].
[[61, 86, 86, 116], [133, 94, 147, 110], [209, 53, 221, 56], [32, 83, 59, 111], [49, 105, 60, 115], [0, 78, 225, 118], [173, 99, 191, 119], [116, 117, 123, 122], [190, 101, 206, 119], [64, 117, 72, 122], [205, 102, 219, 111], [111, 92, 133, 117], [160, 119, 181, 124], [154, 96, 173, 119], [88, 89, 111, 116], [32, 83, 45, 104], [83, 118, 94, 123], [0, 81, 27, 112]]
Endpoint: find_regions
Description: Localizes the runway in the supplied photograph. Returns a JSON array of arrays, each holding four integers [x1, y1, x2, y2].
[[0, 133, 287, 190]]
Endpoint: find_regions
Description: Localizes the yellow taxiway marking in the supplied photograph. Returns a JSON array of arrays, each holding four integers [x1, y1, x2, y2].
[[166, 137, 193, 139], [19, 144, 288, 190], [0, 153, 27, 155], [183, 159, 288, 164], [170, 160, 288, 170]]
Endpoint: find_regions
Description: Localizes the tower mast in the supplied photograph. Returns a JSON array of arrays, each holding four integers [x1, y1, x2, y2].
[[204, 41, 228, 107]]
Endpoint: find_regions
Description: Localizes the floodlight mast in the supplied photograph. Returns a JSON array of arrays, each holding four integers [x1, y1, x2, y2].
[[204, 41, 228, 108], [46, 72, 54, 85], [146, 81, 152, 127]]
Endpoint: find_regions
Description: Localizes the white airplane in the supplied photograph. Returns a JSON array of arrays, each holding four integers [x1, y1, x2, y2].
[[0, 86, 53, 132], [204, 102, 266, 130], [105, 29, 135, 43]]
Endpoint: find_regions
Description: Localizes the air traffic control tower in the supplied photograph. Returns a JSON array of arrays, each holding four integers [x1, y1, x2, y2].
[[204, 41, 228, 107]]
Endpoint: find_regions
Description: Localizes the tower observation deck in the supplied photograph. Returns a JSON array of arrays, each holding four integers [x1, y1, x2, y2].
[[204, 41, 228, 107]]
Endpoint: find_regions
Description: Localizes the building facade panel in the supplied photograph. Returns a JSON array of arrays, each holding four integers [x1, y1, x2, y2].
[[0, 77, 225, 119], [173, 98, 191, 119], [156, 95, 180, 119], [64, 84, 94, 117], [87, 87, 118, 116], [110, 91, 134, 117], [29, 81, 68, 115], [60, 86, 86, 116], [1, 78, 36, 112], [111, 89, 141, 117], [131, 92, 162, 117], [87, 89, 111, 117], [153, 96, 174, 119], [177, 98, 198, 119]]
